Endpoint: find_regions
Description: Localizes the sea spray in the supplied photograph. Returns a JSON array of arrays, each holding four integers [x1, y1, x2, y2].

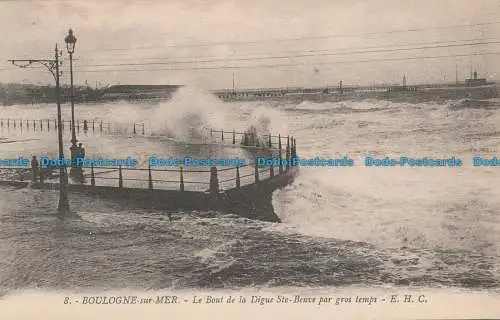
[[147, 86, 233, 142]]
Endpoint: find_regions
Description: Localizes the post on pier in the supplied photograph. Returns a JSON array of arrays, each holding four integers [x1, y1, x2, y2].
[[232, 130, 236, 144], [148, 165, 153, 190], [179, 165, 185, 192], [292, 137, 297, 158], [268, 134, 272, 148], [286, 136, 291, 170], [92, 120, 95, 132], [90, 164, 95, 186], [100, 121, 103, 132], [39, 120, 42, 130], [33, 120, 35, 131], [278, 134, 283, 174], [142, 123, 145, 135], [235, 165, 241, 189], [83, 120, 88, 131], [221, 129, 224, 141], [209, 166, 219, 197], [118, 165, 123, 188], [254, 157, 260, 183], [133, 123, 136, 134]]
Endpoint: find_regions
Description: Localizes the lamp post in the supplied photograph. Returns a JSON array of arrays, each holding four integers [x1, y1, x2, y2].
[[65, 29, 78, 166], [8, 45, 70, 216]]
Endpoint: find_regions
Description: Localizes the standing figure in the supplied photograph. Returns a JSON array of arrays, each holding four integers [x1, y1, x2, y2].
[[78, 143, 85, 159]]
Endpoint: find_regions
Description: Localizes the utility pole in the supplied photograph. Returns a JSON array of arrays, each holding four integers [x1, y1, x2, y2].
[[8, 45, 70, 216]]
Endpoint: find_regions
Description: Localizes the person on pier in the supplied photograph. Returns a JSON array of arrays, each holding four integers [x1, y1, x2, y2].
[[78, 143, 85, 159]]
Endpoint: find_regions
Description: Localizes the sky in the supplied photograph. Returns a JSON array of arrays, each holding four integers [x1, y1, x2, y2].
[[0, 0, 499, 89]]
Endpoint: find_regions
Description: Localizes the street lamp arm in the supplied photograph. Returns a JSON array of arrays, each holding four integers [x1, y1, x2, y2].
[[8, 59, 63, 82]]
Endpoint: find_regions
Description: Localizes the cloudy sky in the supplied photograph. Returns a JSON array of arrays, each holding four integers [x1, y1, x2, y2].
[[0, 0, 499, 89]]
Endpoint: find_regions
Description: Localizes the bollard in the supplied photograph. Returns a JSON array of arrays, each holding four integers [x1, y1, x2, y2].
[[268, 134, 272, 148], [232, 130, 236, 144], [179, 166, 184, 191], [148, 165, 153, 190], [221, 129, 224, 141], [209, 166, 219, 196], [31, 162, 37, 183], [90, 164, 95, 186], [254, 158, 259, 182], [142, 123, 145, 135], [33, 120, 35, 130], [40, 120, 42, 130], [47, 119, 50, 130], [278, 134, 283, 174], [92, 120, 95, 132], [100, 121, 103, 132], [133, 123, 136, 134], [118, 165, 123, 188]]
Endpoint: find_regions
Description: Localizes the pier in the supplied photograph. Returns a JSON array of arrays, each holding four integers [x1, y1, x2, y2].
[[0, 126, 299, 222]]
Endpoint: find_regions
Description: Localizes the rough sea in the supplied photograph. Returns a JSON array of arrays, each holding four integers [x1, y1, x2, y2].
[[0, 87, 499, 296]]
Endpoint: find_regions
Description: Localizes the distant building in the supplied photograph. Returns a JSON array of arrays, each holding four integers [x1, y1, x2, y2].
[[465, 71, 487, 86]]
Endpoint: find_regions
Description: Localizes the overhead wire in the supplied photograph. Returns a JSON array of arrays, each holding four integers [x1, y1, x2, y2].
[[80, 21, 500, 52]]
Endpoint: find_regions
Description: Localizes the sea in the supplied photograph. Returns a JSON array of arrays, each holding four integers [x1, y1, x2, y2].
[[0, 86, 499, 298]]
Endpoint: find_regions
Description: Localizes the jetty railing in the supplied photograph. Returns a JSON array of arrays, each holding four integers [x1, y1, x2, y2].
[[200, 126, 291, 149], [0, 153, 297, 193], [0, 118, 145, 135], [0, 131, 298, 192], [0, 118, 289, 147]]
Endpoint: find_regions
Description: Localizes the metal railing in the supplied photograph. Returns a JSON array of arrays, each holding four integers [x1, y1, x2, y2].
[[200, 126, 292, 150], [0, 123, 298, 192], [0, 155, 296, 193], [0, 118, 145, 135]]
